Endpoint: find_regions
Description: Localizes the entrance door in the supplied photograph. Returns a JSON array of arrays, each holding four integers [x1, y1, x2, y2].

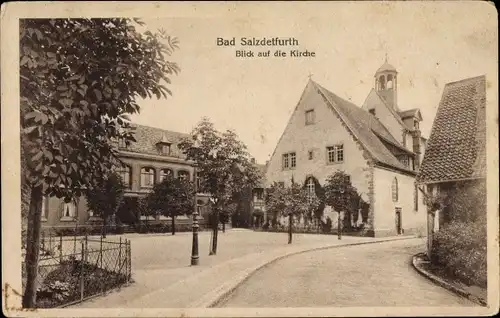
[[395, 208, 402, 235]]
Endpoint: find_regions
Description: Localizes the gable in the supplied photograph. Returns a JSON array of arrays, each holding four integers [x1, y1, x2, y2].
[[362, 89, 409, 143], [265, 80, 371, 186]]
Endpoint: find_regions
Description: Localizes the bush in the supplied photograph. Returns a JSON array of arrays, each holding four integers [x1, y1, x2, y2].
[[432, 219, 487, 288]]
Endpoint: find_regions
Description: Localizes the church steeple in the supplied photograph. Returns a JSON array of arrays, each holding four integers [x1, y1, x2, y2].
[[374, 55, 399, 111]]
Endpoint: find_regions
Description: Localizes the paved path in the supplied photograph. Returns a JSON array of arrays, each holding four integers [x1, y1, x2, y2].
[[218, 238, 477, 307], [71, 230, 409, 308]]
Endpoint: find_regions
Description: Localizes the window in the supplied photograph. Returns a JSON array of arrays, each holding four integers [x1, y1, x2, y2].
[[327, 145, 344, 164], [159, 168, 173, 182], [117, 165, 131, 188], [282, 152, 296, 169], [118, 138, 127, 149], [379, 75, 386, 90], [369, 109, 376, 116], [305, 109, 315, 125], [399, 155, 409, 167], [161, 144, 171, 155], [290, 152, 296, 168], [141, 167, 156, 188], [414, 120, 419, 129], [306, 178, 316, 203], [308, 150, 313, 160], [178, 170, 189, 181], [392, 177, 398, 202], [387, 74, 393, 89], [61, 200, 76, 220], [282, 153, 289, 169]]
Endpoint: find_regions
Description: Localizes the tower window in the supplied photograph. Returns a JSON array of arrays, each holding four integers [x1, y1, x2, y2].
[[387, 74, 393, 89], [379, 75, 386, 90], [308, 150, 314, 160]]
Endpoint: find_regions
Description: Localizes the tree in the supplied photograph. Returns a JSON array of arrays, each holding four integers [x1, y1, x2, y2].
[[265, 180, 310, 244], [146, 176, 195, 235], [20, 18, 179, 307], [324, 171, 360, 234], [84, 171, 125, 238], [178, 118, 260, 255]]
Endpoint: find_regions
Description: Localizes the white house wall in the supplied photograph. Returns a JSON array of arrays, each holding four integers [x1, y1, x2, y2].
[[373, 167, 426, 237]]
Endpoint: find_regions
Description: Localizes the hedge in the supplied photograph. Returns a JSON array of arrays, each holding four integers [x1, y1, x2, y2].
[[431, 219, 487, 288]]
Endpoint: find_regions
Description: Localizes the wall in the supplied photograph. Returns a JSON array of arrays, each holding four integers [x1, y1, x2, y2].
[[372, 167, 426, 237], [266, 81, 371, 197]]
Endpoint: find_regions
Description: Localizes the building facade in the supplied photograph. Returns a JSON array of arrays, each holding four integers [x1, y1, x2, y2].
[[418, 75, 486, 232], [265, 61, 428, 237], [39, 124, 211, 231]]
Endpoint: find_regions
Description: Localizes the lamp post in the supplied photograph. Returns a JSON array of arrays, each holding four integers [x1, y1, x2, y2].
[[191, 164, 199, 266]]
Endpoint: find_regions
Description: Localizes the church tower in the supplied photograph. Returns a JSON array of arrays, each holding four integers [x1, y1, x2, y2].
[[374, 55, 399, 111]]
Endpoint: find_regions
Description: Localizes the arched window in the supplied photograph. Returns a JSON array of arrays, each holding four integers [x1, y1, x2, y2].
[[141, 167, 156, 188], [61, 200, 77, 220], [178, 170, 190, 181], [117, 165, 131, 188], [159, 168, 173, 182], [306, 177, 316, 203], [387, 74, 393, 89], [379, 75, 386, 90], [392, 177, 398, 202]]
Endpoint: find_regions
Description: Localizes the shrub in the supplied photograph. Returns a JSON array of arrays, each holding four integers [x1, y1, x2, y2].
[[432, 219, 487, 288]]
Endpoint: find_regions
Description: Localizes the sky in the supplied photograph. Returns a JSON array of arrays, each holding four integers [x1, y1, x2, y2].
[[130, 1, 498, 164]]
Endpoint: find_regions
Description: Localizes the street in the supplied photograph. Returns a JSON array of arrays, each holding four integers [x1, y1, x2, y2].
[[218, 238, 476, 307]]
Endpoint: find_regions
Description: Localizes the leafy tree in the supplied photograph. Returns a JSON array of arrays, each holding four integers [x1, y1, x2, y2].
[[84, 171, 125, 238], [178, 118, 260, 255], [20, 18, 179, 307], [265, 180, 311, 244], [324, 171, 360, 231], [146, 176, 195, 235]]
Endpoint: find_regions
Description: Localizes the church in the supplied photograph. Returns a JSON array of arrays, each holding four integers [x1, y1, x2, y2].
[[265, 60, 428, 237]]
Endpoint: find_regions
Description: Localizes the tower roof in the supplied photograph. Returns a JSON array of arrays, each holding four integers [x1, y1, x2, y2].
[[376, 62, 397, 74]]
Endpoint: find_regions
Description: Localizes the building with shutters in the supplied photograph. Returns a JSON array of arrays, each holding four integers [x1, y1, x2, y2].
[[265, 59, 428, 237]]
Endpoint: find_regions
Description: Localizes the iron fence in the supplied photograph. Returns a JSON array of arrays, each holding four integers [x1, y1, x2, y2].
[[22, 234, 132, 308]]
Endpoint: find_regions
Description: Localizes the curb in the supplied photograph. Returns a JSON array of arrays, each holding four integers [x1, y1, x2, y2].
[[411, 254, 487, 307], [191, 235, 418, 308]]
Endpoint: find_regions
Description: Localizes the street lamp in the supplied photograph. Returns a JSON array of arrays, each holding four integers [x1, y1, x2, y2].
[[191, 164, 199, 266]]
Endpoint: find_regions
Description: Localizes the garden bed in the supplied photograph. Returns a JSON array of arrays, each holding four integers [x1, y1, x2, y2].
[[35, 257, 128, 308]]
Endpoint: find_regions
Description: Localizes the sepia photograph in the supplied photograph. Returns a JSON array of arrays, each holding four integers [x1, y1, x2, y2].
[[2, 1, 498, 317]]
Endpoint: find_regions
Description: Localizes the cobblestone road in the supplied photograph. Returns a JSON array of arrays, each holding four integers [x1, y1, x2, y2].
[[218, 238, 476, 307]]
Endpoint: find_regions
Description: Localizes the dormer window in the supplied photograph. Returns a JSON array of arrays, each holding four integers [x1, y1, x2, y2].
[[369, 109, 376, 116], [161, 144, 171, 155], [414, 120, 419, 129]]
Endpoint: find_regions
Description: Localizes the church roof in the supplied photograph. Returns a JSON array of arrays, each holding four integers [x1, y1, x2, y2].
[[376, 62, 397, 73], [311, 80, 414, 173], [418, 75, 486, 184]]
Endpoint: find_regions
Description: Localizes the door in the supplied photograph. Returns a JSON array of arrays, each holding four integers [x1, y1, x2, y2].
[[395, 208, 402, 235]]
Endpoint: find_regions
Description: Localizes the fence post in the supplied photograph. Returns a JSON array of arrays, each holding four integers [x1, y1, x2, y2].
[[100, 235, 103, 269], [118, 237, 122, 274], [129, 240, 132, 281], [59, 234, 63, 264], [80, 240, 84, 301], [73, 233, 76, 255]]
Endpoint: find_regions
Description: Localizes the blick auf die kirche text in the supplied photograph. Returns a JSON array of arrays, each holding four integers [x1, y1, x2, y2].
[[217, 37, 316, 59]]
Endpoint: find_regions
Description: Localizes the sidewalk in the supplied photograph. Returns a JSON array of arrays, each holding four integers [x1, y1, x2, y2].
[[412, 253, 487, 306], [71, 231, 416, 308]]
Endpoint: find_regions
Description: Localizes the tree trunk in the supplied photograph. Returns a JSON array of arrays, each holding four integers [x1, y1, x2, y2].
[[22, 186, 43, 308], [222, 221, 225, 233], [171, 215, 176, 235], [288, 214, 293, 244], [211, 207, 219, 255], [427, 211, 435, 260]]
